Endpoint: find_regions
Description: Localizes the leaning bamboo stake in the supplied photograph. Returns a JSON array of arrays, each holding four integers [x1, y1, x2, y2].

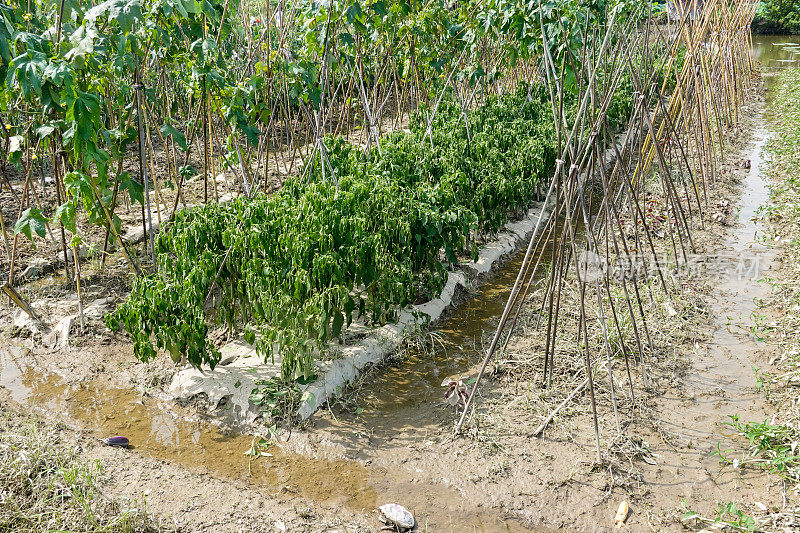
[[0, 198, 10, 265], [52, 142, 72, 280], [73, 242, 86, 334], [134, 65, 156, 268], [456, 6, 621, 442], [533, 377, 590, 437], [7, 149, 39, 289], [459, 0, 758, 459]]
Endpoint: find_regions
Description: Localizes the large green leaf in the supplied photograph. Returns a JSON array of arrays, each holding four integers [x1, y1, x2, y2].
[[6, 50, 47, 99], [86, 0, 143, 33], [160, 123, 188, 151], [63, 171, 93, 200], [65, 24, 99, 62], [14, 208, 48, 240], [65, 91, 102, 143], [53, 202, 77, 234], [118, 171, 144, 205], [0, 10, 12, 65]]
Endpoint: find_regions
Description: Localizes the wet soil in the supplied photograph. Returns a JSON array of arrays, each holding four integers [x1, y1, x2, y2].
[[623, 117, 784, 527], [0, 253, 537, 531]]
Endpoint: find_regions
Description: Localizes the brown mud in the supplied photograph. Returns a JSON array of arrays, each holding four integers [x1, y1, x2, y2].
[[625, 115, 783, 527], [0, 345, 531, 531]]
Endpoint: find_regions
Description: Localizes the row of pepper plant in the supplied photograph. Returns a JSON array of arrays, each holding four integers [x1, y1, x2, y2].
[[106, 86, 561, 379], [107, 70, 656, 379]]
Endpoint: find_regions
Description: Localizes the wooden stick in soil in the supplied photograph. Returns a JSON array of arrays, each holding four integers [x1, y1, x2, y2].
[[85, 171, 141, 276], [566, 178, 602, 461], [73, 242, 86, 333], [6, 148, 39, 289], [0, 199, 10, 265], [141, 104, 167, 227], [547, 240, 572, 388], [455, 167, 561, 435], [579, 96, 625, 438], [597, 118, 652, 384], [456, 8, 620, 445], [202, 75, 210, 203], [533, 377, 589, 437], [501, 191, 565, 358], [134, 65, 156, 267], [51, 141, 71, 281], [100, 106, 134, 268], [100, 153, 127, 269], [169, 97, 203, 222], [580, 194, 622, 437]]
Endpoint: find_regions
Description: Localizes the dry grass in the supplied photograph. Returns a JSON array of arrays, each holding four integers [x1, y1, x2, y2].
[[471, 94, 750, 463], [495, 195, 709, 439], [0, 409, 172, 533]]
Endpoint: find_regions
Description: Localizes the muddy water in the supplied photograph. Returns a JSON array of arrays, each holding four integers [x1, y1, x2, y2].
[[0, 241, 536, 531], [751, 35, 800, 69], [622, 37, 800, 514], [682, 131, 773, 402], [696, 35, 800, 391], [1, 344, 534, 530], [0, 350, 377, 504], [653, 35, 796, 458], [353, 250, 531, 417], [694, 35, 800, 411]]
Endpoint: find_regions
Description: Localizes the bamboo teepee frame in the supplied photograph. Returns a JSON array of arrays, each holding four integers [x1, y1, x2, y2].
[[457, 0, 760, 460]]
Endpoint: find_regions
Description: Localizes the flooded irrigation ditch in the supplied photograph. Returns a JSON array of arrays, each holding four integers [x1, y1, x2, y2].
[[0, 230, 542, 530]]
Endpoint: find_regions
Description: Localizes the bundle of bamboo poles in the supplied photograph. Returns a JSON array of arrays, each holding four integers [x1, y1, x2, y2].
[[457, 0, 760, 460]]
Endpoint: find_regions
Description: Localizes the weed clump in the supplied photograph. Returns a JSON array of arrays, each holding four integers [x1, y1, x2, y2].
[[0, 411, 169, 533]]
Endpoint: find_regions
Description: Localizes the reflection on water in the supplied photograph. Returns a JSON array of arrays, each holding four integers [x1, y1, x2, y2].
[[735, 122, 771, 251], [0, 342, 531, 530], [0, 346, 378, 510], [357, 249, 531, 415], [743, 34, 800, 246], [752, 34, 800, 69]]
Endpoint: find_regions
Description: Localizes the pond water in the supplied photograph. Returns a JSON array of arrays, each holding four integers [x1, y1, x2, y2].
[[751, 34, 800, 70]]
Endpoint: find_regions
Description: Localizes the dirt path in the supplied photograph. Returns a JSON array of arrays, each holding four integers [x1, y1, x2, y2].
[[629, 118, 785, 526]]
